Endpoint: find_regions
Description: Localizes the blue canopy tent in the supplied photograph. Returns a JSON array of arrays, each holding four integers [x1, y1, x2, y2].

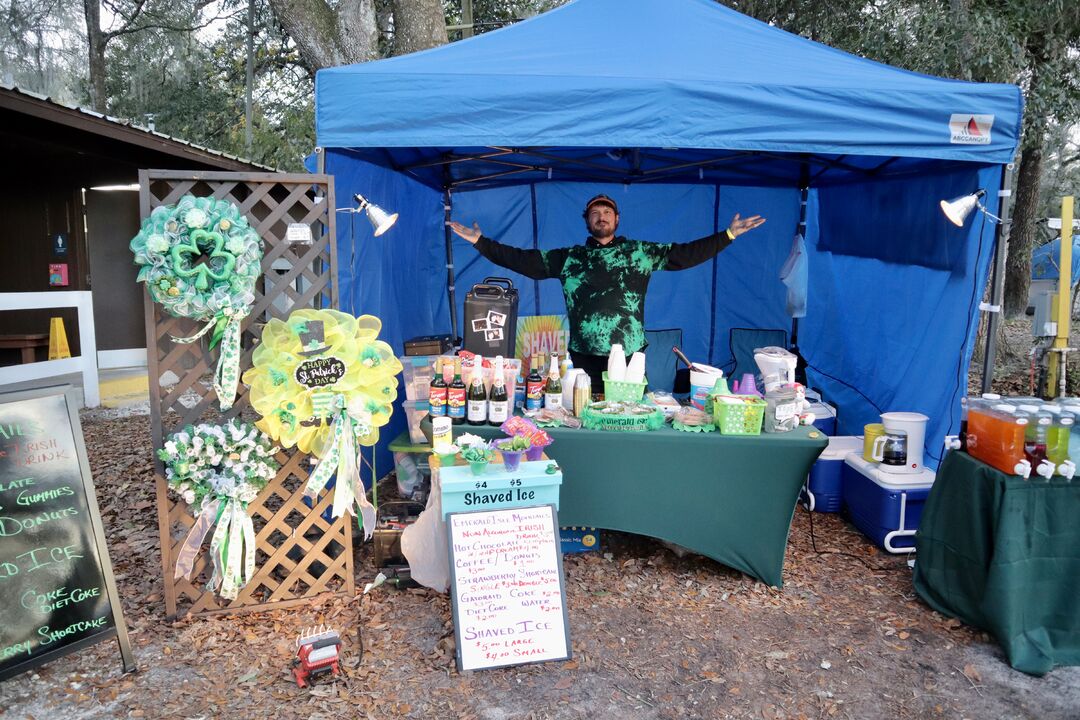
[[314, 0, 1022, 473], [1032, 236, 1080, 283]]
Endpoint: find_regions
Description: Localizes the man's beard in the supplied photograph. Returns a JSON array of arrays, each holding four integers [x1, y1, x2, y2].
[[589, 221, 616, 240]]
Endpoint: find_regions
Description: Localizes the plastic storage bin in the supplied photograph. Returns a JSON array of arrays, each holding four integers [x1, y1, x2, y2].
[[802, 435, 861, 512], [400, 355, 442, 401], [403, 400, 430, 444], [842, 453, 935, 553]]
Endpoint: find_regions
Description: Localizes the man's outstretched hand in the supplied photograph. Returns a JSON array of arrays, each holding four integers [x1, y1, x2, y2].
[[728, 213, 766, 238], [447, 220, 482, 245]]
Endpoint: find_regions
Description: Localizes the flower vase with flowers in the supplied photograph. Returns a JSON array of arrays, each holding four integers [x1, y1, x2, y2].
[[498, 435, 531, 471], [457, 433, 493, 476]]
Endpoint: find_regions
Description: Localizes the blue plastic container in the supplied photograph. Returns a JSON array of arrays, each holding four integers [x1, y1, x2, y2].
[[841, 454, 935, 553], [802, 436, 861, 512]]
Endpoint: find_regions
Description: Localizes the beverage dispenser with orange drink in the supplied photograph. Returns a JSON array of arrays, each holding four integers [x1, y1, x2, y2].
[[966, 403, 1033, 478]]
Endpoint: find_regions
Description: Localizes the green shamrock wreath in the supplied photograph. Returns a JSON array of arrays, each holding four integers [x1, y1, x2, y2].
[[131, 195, 264, 410]]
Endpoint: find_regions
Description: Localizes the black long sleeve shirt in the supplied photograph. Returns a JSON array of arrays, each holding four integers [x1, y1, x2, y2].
[[473, 231, 733, 355]]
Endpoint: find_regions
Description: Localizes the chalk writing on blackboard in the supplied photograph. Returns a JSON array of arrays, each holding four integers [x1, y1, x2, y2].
[[0, 387, 134, 681]]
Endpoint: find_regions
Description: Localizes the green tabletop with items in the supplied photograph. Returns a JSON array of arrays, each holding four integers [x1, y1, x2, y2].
[[395, 420, 827, 587], [914, 450, 1080, 675]]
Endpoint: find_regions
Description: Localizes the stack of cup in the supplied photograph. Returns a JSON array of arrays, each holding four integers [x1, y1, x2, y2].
[[624, 352, 646, 384], [607, 344, 627, 382]]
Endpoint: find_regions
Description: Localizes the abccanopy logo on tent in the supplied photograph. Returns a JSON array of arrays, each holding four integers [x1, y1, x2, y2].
[[949, 114, 994, 145]]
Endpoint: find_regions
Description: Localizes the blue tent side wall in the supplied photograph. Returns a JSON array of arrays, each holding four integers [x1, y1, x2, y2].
[[325, 149, 446, 485], [803, 163, 1002, 468], [327, 151, 1000, 473]]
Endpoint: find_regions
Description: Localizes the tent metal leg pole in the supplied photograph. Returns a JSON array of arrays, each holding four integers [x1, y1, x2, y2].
[[981, 162, 1016, 394], [444, 189, 460, 343]]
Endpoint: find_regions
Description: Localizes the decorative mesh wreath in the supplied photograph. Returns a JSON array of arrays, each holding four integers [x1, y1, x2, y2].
[[242, 309, 402, 536], [159, 419, 279, 600], [131, 195, 264, 410]]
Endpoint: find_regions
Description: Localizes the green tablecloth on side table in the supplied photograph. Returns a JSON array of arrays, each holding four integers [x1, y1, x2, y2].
[[401, 422, 826, 587], [913, 450, 1080, 675]]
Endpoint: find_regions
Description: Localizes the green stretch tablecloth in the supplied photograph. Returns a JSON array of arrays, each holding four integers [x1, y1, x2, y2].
[[405, 422, 826, 587], [913, 450, 1080, 675]]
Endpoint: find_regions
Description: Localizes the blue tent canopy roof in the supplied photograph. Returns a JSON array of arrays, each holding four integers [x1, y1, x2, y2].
[[1032, 236, 1080, 282], [316, 0, 1022, 188]]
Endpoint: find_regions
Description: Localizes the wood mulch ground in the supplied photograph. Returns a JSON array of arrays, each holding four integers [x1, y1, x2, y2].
[[1, 408, 1078, 720]]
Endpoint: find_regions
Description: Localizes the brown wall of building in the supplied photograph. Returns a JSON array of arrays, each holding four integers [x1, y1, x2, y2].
[[85, 189, 143, 351]]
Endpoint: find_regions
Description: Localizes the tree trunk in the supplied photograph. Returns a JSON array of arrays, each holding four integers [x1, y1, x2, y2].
[[390, 0, 447, 55], [268, 0, 378, 72], [1004, 143, 1044, 317], [82, 0, 107, 112]]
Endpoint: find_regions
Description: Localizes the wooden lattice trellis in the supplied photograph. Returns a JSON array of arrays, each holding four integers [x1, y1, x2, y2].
[[140, 170, 355, 617]]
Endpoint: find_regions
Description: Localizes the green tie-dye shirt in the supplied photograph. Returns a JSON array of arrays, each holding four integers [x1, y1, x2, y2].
[[474, 232, 732, 355]]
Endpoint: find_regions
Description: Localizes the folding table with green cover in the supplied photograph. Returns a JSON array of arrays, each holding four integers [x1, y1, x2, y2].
[[409, 422, 826, 587], [913, 450, 1080, 675]]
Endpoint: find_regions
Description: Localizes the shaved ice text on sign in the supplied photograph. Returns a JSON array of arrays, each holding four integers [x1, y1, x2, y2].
[[949, 114, 993, 145], [448, 505, 571, 671]]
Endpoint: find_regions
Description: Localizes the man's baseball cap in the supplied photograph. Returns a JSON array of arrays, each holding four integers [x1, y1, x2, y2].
[[583, 194, 619, 217]]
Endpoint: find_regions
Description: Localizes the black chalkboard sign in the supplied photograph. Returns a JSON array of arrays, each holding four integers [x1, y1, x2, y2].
[[0, 386, 135, 681]]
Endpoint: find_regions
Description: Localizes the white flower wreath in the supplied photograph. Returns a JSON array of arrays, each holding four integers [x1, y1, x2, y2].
[[159, 419, 279, 600]]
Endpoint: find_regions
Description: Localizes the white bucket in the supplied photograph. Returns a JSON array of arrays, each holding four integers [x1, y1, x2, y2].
[[689, 364, 724, 410]]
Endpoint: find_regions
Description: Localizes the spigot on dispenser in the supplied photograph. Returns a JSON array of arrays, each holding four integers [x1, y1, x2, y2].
[[1014, 459, 1032, 479], [800, 412, 817, 426], [1058, 460, 1076, 480], [943, 435, 961, 451], [1035, 460, 1056, 480]]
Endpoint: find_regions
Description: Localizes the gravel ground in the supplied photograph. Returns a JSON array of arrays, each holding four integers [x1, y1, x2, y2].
[[1, 411, 1078, 720]]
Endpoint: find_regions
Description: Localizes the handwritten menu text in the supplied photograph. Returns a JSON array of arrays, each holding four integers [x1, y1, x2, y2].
[[449, 505, 570, 671], [0, 394, 115, 679]]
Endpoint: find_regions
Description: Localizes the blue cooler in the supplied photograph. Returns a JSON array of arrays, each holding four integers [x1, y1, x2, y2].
[[809, 400, 837, 436], [842, 454, 935, 554], [802, 435, 861, 512]]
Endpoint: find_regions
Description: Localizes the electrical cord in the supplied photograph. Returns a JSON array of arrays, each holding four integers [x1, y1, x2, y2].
[[803, 505, 902, 569], [803, 360, 884, 415]]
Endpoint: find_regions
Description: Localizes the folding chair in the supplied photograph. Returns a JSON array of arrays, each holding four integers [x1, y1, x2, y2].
[[643, 328, 683, 392]]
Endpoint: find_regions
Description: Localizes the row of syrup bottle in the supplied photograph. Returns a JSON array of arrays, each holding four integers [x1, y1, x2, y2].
[[524, 353, 564, 411], [429, 357, 467, 424], [466, 355, 510, 425]]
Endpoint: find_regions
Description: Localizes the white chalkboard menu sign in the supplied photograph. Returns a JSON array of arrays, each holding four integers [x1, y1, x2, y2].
[[447, 505, 571, 671], [0, 386, 135, 681]]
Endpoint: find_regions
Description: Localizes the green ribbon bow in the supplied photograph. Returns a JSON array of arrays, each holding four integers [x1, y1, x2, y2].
[[174, 492, 256, 601], [171, 305, 247, 411], [303, 393, 377, 539]]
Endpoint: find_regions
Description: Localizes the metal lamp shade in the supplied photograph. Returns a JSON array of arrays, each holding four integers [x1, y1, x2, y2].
[[366, 203, 398, 237], [353, 193, 398, 236], [940, 190, 985, 227]]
